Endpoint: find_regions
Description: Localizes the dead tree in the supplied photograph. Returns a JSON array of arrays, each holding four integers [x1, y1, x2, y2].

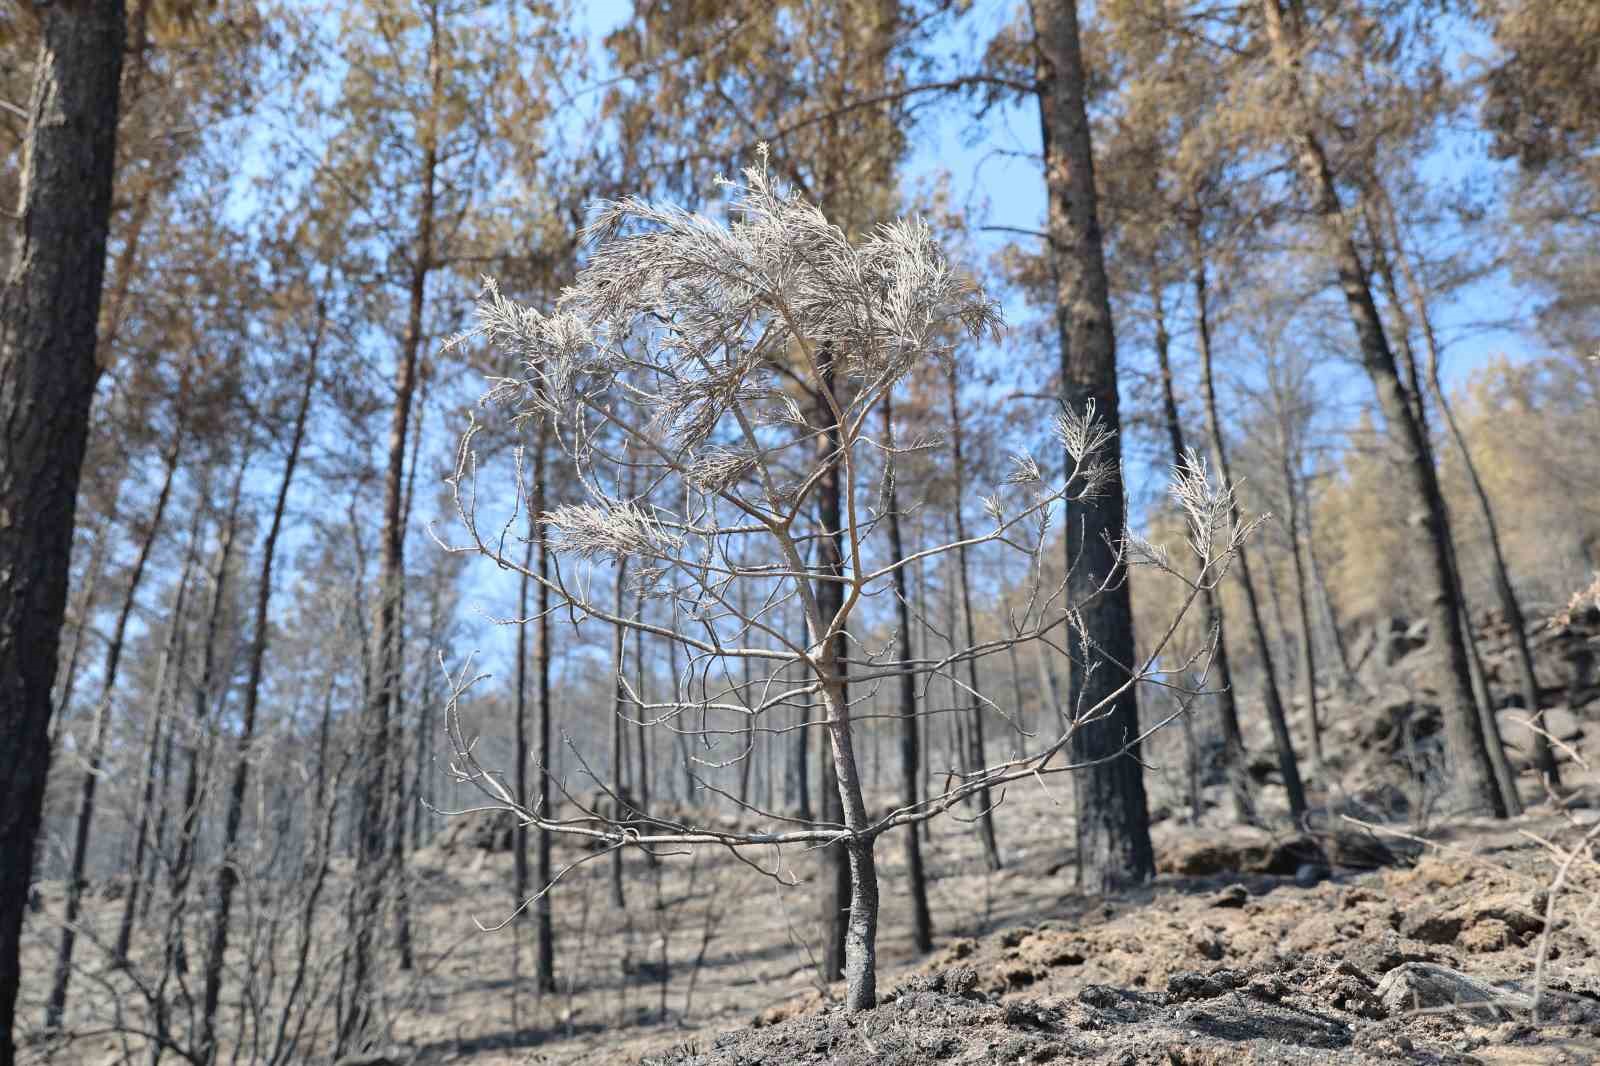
[[438, 155, 1251, 1009]]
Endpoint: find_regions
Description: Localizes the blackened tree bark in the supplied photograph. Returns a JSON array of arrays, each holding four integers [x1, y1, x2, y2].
[[1379, 191, 1557, 788], [737, 579, 757, 807], [343, 14, 442, 1049], [791, 616, 813, 821], [48, 497, 119, 757], [1364, 197, 1522, 810], [151, 454, 248, 1047], [944, 369, 1003, 870], [814, 361, 851, 983], [1188, 209, 1308, 821], [113, 503, 205, 965], [1151, 287, 1253, 823], [1030, 0, 1154, 890], [1280, 430, 1323, 770], [198, 313, 321, 1064], [1259, 0, 1504, 816], [609, 557, 629, 910], [883, 395, 933, 953], [532, 424, 556, 992], [513, 511, 533, 1014], [0, 3, 125, 1059], [1305, 518, 1356, 688], [47, 417, 180, 1029]]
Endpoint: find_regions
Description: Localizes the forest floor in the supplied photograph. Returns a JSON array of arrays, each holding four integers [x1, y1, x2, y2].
[[19, 607, 1600, 1065]]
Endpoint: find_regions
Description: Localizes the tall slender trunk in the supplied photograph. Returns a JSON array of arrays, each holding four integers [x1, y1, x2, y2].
[[1151, 285, 1252, 822], [1304, 511, 1356, 688], [344, 19, 443, 1049], [1259, 0, 1503, 816], [49, 498, 120, 755], [266, 683, 344, 1066], [883, 396, 933, 952], [1365, 196, 1522, 810], [814, 366, 851, 984], [610, 558, 629, 910], [409, 580, 444, 850], [145, 644, 183, 924], [737, 580, 756, 808], [389, 398, 428, 972], [151, 455, 249, 1052], [513, 513, 532, 1015], [1005, 637, 1028, 753], [113, 505, 205, 965], [1281, 445, 1323, 769], [0, 4, 125, 1056], [198, 315, 321, 1064], [1380, 192, 1557, 788], [791, 601, 813, 821], [913, 542, 935, 841], [1188, 210, 1308, 821], [1262, 546, 1295, 689], [634, 584, 651, 826], [944, 372, 1002, 870], [1031, 0, 1153, 889], [533, 425, 556, 992], [803, 357, 878, 1007], [47, 422, 181, 1028]]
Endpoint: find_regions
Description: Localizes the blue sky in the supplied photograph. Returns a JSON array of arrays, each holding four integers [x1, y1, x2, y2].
[[451, 0, 1547, 685]]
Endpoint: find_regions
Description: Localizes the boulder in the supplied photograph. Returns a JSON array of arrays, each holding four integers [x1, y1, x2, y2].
[[1376, 962, 1527, 1020], [1496, 706, 1584, 762], [1157, 831, 1325, 877]]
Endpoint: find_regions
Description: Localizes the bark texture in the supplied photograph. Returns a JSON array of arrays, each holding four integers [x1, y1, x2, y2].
[[813, 367, 852, 984], [0, 4, 125, 1058], [1031, 0, 1154, 890]]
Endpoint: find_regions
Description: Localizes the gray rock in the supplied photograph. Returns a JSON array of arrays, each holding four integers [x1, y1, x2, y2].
[[1375, 963, 1528, 1020]]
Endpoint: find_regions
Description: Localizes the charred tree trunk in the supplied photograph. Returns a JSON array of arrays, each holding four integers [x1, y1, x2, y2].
[[1188, 209, 1308, 821], [533, 425, 556, 992], [151, 455, 248, 1050], [1380, 192, 1557, 789], [1260, 0, 1503, 817], [1365, 198, 1522, 811], [1030, 0, 1154, 889], [802, 350, 879, 1007], [814, 363, 851, 984], [737, 579, 757, 808], [49, 498, 119, 756], [610, 558, 629, 910], [1151, 286, 1253, 823], [198, 314, 320, 1064], [47, 421, 180, 1028], [343, 19, 442, 1048], [0, 3, 125, 1057], [945, 371, 1003, 870], [513, 512, 533, 1015], [883, 396, 933, 953], [792, 617, 813, 822], [1283, 458, 1323, 769], [1304, 512, 1357, 689], [113, 505, 204, 965]]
